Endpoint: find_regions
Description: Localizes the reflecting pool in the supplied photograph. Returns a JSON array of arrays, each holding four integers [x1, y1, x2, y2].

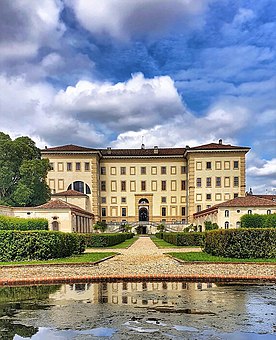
[[0, 282, 275, 339]]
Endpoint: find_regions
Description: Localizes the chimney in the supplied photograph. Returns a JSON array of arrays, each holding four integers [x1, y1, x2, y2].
[[154, 146, 158, 154], [45, 146, 48, 149], [186, 145, 190, 149], [107, 147, 111, 155], [141, 143, 145, 149], [219, 139, 222, 144]]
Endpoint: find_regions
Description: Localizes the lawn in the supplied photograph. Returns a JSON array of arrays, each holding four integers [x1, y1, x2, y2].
[[151, 236, 200, 248], [169, 252, 276, 263], [105, 236, 138, 249], [0, 252, 116, 266]]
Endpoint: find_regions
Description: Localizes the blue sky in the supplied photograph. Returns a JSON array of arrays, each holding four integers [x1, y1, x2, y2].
[[0, 0, 275, 193]]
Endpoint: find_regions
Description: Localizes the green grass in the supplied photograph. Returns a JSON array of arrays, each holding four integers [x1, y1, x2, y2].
[[107, 236, 138, 248], [168, 252, 276, 263], [0, 252, 116, 266], [151, 236, 200, 248]]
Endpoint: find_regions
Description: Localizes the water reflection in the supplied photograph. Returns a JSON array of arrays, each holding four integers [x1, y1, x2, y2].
[[0, 282, 275, 339]]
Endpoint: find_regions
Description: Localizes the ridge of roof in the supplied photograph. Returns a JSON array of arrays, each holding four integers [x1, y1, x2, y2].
[[35, 199, 93, 216], [52, 189, 88, 197], [187, 142, 250, 151], [42, 144, 97, 152]]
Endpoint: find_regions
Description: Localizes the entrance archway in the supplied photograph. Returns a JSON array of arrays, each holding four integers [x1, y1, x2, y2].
[[52, 221, 59, 231], [139, 207, 148, 222]]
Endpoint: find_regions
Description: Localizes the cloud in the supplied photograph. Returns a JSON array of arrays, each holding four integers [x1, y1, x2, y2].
[[0, 0, 65, 62], [248, 158, 276, 177], [66, 0, 211, 40]]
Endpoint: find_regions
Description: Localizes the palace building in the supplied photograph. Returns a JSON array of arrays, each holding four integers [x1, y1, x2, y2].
[[41, 139, 250, 233]]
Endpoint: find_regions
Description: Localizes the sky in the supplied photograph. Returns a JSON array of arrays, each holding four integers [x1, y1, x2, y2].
[[0, 0, 275, 194]]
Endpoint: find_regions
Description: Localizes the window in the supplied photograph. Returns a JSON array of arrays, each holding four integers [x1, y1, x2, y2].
[[215, 161, 221, 170], [206, 177, 212, 187], [181, 207, 185, 216], [130, 167, 136, 175], [236, 221, 241, 228], [84, 162, 90, 171], [121, 181, 126, 191], [120, 167, 126, 175], [181, 166, 186, 174], [122, 208, 127, 217], [171, 180, 176, 191], [161, 166, 166, 174], [101, 181, 106, 191], [196, 205, 201, 212], [102, 208, 106, 217], [216, 177, 221, 187], [267, 210, 271, 215], [111, 181, 117, 191], [181, 180, 186, 190], [234, 161, 239, 169], [111, 197, 117, 203], [121, 197, 126, 203], [67, 162, 72, 171], [111, 167, 116, 175], [248, 210, 252, 214], [206, 161, 212, 169], [141, 167, 146, 175], [234, 176, 239, 187], [196, 162, 202, 170], [161, 197, 166, 203], [68, 181, 91, 194], [151, 181, 157, 191], [151, 166, 157, 175], [141, 181, 146, 191], [49, 162, 54, 171], [161, 180, 166, 191], [58, 163, 63, 171], [224, 177, 230, 187], [225, 210, 229, 217], [100, 167, 106, 175], [207, 205, 211, 209], [76, 162, 81, 171], [225, 221, 229, 229], [206, 194, 211, 200], [234, 193, 238, 198], [171, 166, 176, 174], [196, 178, 201, 187], [101, 197, 106, 204], [161, 207, 166, 216]]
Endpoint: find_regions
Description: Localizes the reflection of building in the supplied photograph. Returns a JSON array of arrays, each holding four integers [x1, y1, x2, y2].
[[193, 195, 276, 231], [41, 140, 250, 232], [49, 282, 216, 307]]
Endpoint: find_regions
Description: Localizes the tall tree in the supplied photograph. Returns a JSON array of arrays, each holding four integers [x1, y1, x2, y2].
[[0, 132, 51, 206]]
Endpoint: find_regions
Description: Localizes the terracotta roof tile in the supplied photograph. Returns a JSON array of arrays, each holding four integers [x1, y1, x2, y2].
[[188, 142, 250, 151], [253, 194, 276, 201], [52, 189, 88, 197], [42, 144, 97, 152], [100, 147, 186, 157], [35, 199, 93, 216]]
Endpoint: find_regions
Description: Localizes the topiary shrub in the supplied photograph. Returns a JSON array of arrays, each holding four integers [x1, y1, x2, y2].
[[204, 228, 276, 259], [0, 230, 85, 261], [84, 232, 133, 247], [0, 215, 48, 231]]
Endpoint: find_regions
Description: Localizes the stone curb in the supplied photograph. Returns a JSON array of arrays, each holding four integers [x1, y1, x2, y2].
[[0, 274, 275, 287], [166, 254, 276, 266], [0, 254, 118, 269]]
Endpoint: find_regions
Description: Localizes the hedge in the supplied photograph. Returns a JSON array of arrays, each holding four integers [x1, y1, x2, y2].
[[204, 228, 276, 259], [0, 230, 85, 261], [0, 215, 48, 231], [84, 232, 133, 247], [161, 232, 205, 246], [241, 213, 276, 228]]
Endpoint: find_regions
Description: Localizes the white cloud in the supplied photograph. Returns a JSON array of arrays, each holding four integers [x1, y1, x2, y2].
[[0, 0, 65, 62], [248, 158, 276, 177], [66, 0, 211, 40], [233, 8, 256, 26]]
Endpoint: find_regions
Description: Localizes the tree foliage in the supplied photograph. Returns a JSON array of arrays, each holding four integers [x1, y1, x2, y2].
[[0, 132, 51, 206]]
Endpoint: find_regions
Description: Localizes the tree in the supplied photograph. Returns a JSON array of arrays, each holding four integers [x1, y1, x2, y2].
[[0, 132, 51, 206], [204, 221, 219, 231]]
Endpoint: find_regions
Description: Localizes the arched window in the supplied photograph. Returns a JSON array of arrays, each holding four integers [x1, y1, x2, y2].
[[267, 210, 271, 215], [52, 221, 59, 231], [236, 221, 241, 228], [139, 198, 149, 204], [225, 210, 229, 217], [67, 181, 91, 194], [248, 210, 252, 215], [225, 221, 229, 229]]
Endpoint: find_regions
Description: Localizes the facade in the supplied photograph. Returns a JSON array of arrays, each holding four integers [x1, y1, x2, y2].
[[193, 195, 276, 231], [41, 140, 250, 233]]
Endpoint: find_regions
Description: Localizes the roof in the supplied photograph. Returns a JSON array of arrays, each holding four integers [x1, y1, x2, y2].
[[194, 196, 276, 217], [186, 142, 250, 152], [100, 147, 186, 157], [52, 189, 88, 197], [42, 144, 98, 152], [35, 199, 94, 216], [252, 194, 276, 202]]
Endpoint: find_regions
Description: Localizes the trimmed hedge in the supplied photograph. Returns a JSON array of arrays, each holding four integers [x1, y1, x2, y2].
[[204, 228, 276, 259], [161, 232, 205, 246], [84, 232, 133, 247], [0, 230, 85, 261], [0, 215, 48, 231], [241, 213, 276, 228], [155, 232, 164, 239]]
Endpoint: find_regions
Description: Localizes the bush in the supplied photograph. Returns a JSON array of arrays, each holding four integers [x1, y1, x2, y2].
[[84, 232, 133, 247], [0, 215, 48, 231], [163, 232, 205, 246], [155, 232, 164, 239], [240, 213, 276, 228], [0, 230, 85, 261], [204, 228, 276, 259], [204, 221, 219, 230]]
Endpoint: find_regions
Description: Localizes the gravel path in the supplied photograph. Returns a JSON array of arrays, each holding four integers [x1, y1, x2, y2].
[[0, 237, 275, 280]]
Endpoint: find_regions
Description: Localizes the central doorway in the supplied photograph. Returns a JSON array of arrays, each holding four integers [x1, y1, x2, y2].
[[139, 207, 149, 222]]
